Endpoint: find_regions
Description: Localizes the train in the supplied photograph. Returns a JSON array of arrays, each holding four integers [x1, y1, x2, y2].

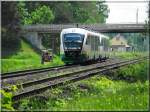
[[60, 28, 110, 64]]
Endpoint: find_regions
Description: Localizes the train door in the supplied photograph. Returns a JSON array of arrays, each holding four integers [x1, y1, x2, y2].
[[101, 38, 109, 58], [91, 35, 95, 59], [95, 36, 100, 58], [85, 34, 92, 59], [100, 38, 105, 57], [98, 36, 101, 58], [90, 35, 99, 60]]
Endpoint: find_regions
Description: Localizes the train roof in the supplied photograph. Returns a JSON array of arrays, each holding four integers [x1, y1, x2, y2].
[[61, 28, 109, 39], [61, 28, 87, 34]]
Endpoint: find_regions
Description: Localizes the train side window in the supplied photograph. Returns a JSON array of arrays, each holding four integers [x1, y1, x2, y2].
[[101, 38, 109, 47], [86, 35, 91, 45], [101, 38, 103, 46], [95, 36, 100, 46]]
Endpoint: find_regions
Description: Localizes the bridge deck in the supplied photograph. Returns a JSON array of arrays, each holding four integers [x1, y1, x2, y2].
[[22, 24, 147, 33]]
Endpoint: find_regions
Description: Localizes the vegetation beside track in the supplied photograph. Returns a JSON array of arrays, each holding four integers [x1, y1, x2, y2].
[[12, 60, 148, 111], [1, 40, 64, 73], [110, 51, 148, 59]]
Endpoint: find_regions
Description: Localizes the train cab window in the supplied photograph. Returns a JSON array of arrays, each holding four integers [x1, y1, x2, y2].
[[64, 33, 84, 42]]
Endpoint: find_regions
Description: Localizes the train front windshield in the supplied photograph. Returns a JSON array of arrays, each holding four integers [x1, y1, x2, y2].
[[63, 33, 84, 50]]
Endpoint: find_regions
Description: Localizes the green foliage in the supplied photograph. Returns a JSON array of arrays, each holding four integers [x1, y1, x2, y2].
[[117, 61, 148, 81], [52, 2, 74, 23], [59, 77, 148, 111], [17, 99, 30, 110], [1, 90, 14, 111], [126, 33, 148, 51], [96, 1, 109, 23], [70, 1, 108, 23], [17, 1, 109, 24], [1, 2, 21, 55], [1, 39, 64, 73], [28, 5, 54, 24], [17, 2, 30, 25], [18, 3, 54, 25], [73, 7, 89, 23], [1, 85, 18, 111], [93, 77, 115, 90], [16, 78, 148, 111], [111, 52, 147, 59]]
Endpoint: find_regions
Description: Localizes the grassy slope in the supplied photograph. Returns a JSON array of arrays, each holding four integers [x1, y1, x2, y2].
[[1, 40, 64, 73], [16, 60, 149, 111]]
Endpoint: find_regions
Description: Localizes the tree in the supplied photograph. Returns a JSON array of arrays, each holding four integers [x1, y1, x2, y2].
[[17, 1, 109, 24], [96, 1, 109, 23], [17, 1, 30, 25], [18, 2, 54, 25], [2, 1, 21, 56], [29, 5, 54, 24], [70, 1, 109, 23]]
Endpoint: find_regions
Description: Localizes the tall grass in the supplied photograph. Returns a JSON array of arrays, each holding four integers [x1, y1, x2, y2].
[[116, 60, 148, 81], [1, 40, 64, 73], [110, 51, 147, 59], [61, 77, 148, 111]]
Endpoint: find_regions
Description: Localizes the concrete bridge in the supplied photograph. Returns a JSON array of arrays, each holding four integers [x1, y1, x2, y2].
[[22, 23, 147, 52], [23, 23, 146, 33]]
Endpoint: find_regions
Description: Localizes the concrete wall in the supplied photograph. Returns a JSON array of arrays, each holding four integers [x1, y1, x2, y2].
[[23, 32, 60, 54], [24, 32, 43, 50]]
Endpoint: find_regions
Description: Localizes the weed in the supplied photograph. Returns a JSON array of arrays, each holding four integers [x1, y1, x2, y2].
[[1, 85, 18, 111]]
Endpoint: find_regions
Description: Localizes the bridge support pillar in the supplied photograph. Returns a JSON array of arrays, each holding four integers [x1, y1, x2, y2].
[[24, 32, 43, 50]]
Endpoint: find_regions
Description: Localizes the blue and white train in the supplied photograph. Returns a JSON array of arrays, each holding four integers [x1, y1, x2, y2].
[[60, 28, 110, 64]]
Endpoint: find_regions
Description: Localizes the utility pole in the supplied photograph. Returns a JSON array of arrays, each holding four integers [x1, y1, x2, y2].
[[136, 8, 139, 24]]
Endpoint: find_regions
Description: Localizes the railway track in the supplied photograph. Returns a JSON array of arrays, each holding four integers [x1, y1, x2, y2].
[[3, 56, 147, 101], [1, 58, 117, 80], [1, 64, 79, 79], [2, 58, 121, 87]]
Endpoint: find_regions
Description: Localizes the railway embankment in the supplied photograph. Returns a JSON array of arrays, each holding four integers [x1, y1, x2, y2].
[[11, 59, 148, 111]]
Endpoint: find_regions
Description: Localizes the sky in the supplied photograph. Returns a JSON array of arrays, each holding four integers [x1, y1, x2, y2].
[[105, 0, 149, 24]]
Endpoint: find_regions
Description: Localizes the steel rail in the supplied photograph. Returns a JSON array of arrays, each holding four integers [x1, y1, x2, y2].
[[6, 58, 123, 89], [12, 57, 148, 101], [2, 58, 118, 89], [1, 64, 79, 79]]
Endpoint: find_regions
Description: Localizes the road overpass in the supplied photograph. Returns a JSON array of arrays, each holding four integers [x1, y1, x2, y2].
[[22, 23, 146, 33]]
